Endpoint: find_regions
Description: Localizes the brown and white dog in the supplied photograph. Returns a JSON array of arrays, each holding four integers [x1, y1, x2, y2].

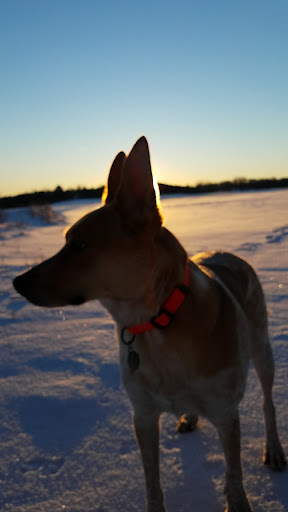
[[13, 137, 286, 512]]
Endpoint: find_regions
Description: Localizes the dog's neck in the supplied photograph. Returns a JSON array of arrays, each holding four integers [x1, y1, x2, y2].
[[101, 227, 210, 330]]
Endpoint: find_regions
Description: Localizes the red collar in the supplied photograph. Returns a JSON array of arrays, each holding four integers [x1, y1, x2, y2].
[[126, 259, 190, 335]]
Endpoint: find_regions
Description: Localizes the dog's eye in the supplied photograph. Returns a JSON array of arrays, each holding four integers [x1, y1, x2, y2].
[[70, 240, 87, 251]]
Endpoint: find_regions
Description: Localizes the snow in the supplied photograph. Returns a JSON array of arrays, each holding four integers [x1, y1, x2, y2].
[[0, 189, 287, 512]]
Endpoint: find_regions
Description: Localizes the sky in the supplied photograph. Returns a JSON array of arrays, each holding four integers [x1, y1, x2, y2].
[[1, 0, 288, 197]]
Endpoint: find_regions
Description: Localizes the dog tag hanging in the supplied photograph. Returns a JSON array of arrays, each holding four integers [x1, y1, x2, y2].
[[127, 346, 140, 373], [121, 328, 140, 374]]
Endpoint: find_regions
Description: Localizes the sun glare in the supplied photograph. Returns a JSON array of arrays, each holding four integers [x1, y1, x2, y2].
[[153, 173, 161, 206], [101, 184, 108, 204]]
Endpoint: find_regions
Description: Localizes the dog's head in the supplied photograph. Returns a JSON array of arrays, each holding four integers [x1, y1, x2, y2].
[[13, 137, 163, 307]]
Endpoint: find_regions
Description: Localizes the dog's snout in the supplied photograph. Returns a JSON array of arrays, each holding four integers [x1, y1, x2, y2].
[[13, 270, 40, 303], [13, 268, 47, 305], [13, 274, 28, 296], [13, 266, 86, 308]]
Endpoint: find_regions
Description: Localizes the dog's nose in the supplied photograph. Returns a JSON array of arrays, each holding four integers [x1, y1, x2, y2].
[[13, 275, 20, 292], [13, 275, 25, 295], [13, 271, 43, 305]]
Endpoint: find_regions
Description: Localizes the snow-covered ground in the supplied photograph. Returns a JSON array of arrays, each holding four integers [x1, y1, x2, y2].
[[0, 190, 287, 512]]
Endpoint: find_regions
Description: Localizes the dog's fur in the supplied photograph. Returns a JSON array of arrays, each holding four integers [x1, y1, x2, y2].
[[13, 137, 286, 511]]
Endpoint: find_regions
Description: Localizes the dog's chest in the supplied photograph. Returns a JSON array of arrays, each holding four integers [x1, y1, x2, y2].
[[118, 329, 243, 418]]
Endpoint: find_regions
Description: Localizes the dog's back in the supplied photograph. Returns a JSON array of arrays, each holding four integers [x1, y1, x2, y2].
[[193, 250, 268, 334]]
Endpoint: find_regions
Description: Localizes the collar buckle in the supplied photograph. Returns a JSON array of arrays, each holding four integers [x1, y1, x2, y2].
[[150, 308, 174, 329]]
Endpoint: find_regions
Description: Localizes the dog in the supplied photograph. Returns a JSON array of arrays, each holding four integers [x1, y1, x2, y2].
[[13, 137, 286, 512]]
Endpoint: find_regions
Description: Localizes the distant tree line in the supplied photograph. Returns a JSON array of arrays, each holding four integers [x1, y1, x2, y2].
[[0, 185, 104, 209], [159, 177, 288, 195], [1, 177, 288, 209]]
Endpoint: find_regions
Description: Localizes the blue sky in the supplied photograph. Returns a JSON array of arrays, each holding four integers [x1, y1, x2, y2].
[[1, 0, 287, 196]]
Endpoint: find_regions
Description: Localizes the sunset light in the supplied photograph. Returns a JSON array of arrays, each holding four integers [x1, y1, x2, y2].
[[153, 173, 161, 207], [1, 1, 287, 198]]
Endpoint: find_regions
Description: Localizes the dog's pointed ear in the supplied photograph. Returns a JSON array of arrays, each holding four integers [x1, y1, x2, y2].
[[102, 151, 126, 204], [115, 136, 162, 231]]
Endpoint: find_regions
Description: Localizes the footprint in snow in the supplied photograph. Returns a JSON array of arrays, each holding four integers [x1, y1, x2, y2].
[[0, 292, 10, 304], [236, 225, 288, 253], [236, 242, 262, 253], [21, 455, 64, 475], [7, 299, 27, 313], [266, 225, 288, 244]]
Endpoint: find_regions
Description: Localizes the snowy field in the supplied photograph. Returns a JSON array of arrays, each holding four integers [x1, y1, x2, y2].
[[0, 189, 287, 512]]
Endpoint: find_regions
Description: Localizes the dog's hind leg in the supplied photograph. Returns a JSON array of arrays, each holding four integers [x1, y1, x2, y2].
[[250, 330, 286, 470], [175, 413, 199, 433], [133, 412, 166, 512]]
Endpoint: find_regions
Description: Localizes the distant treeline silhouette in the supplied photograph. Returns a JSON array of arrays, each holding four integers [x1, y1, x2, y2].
[[1, 177, 288, 209]]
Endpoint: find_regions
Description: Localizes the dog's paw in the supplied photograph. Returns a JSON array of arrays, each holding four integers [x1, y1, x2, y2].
[[224, 485, 253, 512], [148, 499, 167, 512], [175, 414, 198, 433], [225, 497, 253, 512], [263, 441, 287, 471], [225, 505, 252, 512]]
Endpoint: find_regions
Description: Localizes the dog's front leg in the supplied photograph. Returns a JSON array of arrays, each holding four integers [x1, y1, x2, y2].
[[133, 413, 166, 512], [216, 410, 252, 512]]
